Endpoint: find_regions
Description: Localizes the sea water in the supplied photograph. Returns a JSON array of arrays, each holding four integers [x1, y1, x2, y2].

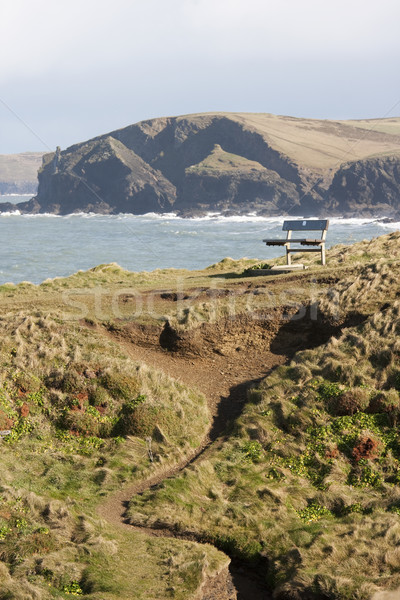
[[0, 195, 399, 285]]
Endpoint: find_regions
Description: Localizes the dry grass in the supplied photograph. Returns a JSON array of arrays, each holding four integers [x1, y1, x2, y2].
[[173, 112, 400, 169], [230, 113, 400, 169]]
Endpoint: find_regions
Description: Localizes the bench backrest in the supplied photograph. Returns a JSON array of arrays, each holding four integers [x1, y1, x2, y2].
[[282, 219, 329, 232]]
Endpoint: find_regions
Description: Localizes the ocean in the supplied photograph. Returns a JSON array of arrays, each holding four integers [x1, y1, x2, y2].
[[0, 195, 399, 285]]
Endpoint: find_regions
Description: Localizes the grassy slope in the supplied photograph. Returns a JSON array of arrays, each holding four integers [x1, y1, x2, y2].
[[126, 232, 400, 599], [2, 236, 400, 598], [231, 114, 400, 170], [176, 113, 400, 170], [186, 144, 268, 174], [0, 267, 222, 599]]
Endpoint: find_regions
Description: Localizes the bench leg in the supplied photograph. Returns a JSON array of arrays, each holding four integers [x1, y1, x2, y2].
[[321, 245, 326, 266]]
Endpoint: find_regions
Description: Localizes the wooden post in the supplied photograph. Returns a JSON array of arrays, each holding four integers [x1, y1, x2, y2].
[[286, 230, 292, 266], [321, 244, 326, 266], [321, 230, 327, 265]]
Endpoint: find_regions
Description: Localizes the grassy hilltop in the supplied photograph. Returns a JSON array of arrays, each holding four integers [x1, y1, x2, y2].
[[2, 234, 400, 598]]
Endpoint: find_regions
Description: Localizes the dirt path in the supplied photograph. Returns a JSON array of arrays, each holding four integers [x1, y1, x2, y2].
[[97, 317, 298, 599]]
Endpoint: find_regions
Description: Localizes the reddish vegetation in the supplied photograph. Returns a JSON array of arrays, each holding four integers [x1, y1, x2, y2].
[[333, 389, 369, 416], [70, 392, 89, 411], [19, 402, 30, 418], [76, 392, 89, 402], [0, 409, 13, 430], [325, 447, 339, 460], [352, 436, 380, 462]]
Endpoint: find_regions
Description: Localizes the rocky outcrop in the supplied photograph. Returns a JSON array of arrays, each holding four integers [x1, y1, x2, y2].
[[31, 115, 304, 216], [35, 137, 176, 214], [3, 113, 400, 216], [179, 144, 300, 215], [326, 155, 400, 217]]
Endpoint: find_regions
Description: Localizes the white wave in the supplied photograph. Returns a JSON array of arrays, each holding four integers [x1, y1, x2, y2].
[[21, 212, 62, 218], [376, 221, 400, 230], [140, 211, 180, 220], [179, 213, 287, 223], [0, 211, 397, 229], [0, 193, 34, 198], [64, 212, 104, 219], [328, 217, 381, 226], [0, 210, 21, 216]]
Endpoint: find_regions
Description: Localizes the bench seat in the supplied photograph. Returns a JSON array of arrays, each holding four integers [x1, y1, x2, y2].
[[262, 239, 289, 245], [263, 238, 324, 245], [300, 239, 324, 245]]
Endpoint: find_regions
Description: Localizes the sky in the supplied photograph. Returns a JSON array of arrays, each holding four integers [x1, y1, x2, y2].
[[0, 0, 399, 154]]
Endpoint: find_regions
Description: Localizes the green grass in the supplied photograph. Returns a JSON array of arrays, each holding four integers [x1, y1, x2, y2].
[[81, 529, 228, 600], [186, 144, 267, 174]]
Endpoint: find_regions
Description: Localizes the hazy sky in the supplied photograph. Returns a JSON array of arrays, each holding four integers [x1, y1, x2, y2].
[[1, 0, 399, 153]]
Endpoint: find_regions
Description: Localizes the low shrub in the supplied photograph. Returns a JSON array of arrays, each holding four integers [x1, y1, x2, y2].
[[13, 371, 41, 394], [46, 369, 85, 394], [317, 381, 343, 402], [88, 385, 111, 408], [113, 395, 147, 436], [331, 388, 370, 416], [0, 408, 13, 430], [287, 364, 312, 383], [59, 409, 101, 437], [99, 372, 140, 401], [369, 389, 400, 418], [352, 433, 381, 462], [297, 502, 332, 523]]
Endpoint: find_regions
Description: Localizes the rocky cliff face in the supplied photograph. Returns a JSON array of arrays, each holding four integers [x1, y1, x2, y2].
[[180, 144, 300, 215], [6, 113, 400, 216], [36, 137, 176, 214], [327, 155, 400, 217]]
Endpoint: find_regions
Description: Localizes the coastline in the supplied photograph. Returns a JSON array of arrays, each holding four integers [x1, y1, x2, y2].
[[0, 207, 398, 226], [1, 197, 400, 222]]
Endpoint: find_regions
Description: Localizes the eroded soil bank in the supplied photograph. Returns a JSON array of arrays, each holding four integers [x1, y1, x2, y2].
[[99, 306, 350, 599]]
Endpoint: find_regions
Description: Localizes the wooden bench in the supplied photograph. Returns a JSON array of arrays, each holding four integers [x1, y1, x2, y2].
[[263, 219, 329, 266]]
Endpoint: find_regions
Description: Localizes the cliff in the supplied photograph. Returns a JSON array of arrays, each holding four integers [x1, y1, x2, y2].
[[327, 154, 400, 217], [7, 113, 400, 216]]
